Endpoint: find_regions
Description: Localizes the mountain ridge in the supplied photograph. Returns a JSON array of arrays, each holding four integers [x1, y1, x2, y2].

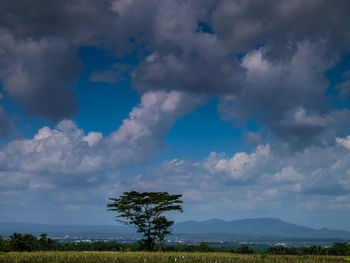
[[173, 218, 350, 239]]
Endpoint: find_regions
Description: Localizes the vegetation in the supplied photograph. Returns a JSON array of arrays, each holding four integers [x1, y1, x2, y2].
[[107, 191, 183, 251], [1, 233, 350, 257], [0, 233, 58, 252], [266, 243, 350, 256], [0, 251, 349, 263]]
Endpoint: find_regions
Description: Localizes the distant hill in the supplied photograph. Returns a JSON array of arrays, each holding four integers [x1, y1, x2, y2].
[[1, 218, 350, 240], [173, 218, 350, 240]]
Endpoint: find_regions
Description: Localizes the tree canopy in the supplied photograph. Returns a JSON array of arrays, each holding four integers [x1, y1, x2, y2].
[[107, 191, 183, 251]]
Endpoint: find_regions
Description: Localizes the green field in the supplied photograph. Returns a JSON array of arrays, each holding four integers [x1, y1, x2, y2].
[[0, 252, 348, 263]]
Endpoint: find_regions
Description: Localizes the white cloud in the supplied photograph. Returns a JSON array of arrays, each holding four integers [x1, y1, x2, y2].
[[204, 145, 270, 180], [126, 134, 350, 220], [219, 40, 350, 150], [106, 91, 203, 166], [336, 135, 350, 150], [2, 123, 350, 225], [0, 90, 203, 221], [272, 166, 304, 182], [242, 49, 283, 84], [0, 91, 202, 175], [82, 132, 103, 147]]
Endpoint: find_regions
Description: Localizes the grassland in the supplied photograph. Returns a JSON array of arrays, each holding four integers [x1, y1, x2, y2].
[[0, 251, 348, 263]]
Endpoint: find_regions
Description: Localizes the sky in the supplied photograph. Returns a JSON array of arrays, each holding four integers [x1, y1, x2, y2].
[[1, 0, 350, 230]]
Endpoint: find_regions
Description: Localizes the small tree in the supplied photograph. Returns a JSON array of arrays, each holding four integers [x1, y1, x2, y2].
[[107, 191, 183, 251], [9, 233, 36, 252], [152, 216, 173, 250], [236, 244, 254, 254], [0, 235, 9, 252]]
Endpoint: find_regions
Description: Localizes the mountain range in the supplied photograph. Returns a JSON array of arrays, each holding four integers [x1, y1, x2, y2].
[[173, 218, 350, 240], [1, 218, 350, 240]]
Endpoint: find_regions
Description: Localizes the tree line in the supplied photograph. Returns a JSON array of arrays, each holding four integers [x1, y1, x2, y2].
[[1, 233, 350, 255], [266, 243, 350, 255]]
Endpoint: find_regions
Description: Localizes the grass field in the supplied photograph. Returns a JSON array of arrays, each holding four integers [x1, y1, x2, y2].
[[0, 252, 348, 263]]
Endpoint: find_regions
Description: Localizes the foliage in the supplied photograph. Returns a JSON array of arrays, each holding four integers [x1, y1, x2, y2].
[[152, 215, 173, 250], [235, 244, 254, 254], [107, 191, 183, 251], [9, 233, 37, 252], [0, 233, 60, 252], [0, 236, 9, 252], [329, 242, 350, 256], [267, 243, 350, 256], [37, 233, 59, 251], [1, 232, 350, 257], [198, 242, 215, 252]]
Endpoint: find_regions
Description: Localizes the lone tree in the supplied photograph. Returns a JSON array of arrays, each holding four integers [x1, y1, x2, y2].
[[107, 191, 183, 251]]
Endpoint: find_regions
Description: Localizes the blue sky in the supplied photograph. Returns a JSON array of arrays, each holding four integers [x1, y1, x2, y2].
[[1, 0, 350, 231]]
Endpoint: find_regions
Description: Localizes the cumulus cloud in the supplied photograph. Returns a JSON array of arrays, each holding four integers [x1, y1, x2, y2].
[[0, 0, 350, 148], [0, 90, 203, 221], [0, 29, 80, 120], [211, 0, 350, 53], [0, 0, 118, 44], [130, 0, 350, 150], [0, 0, 119, 122], [0, 90, 202, 174], [219, 41, 350, 150], [0, 119, 103, 176], [128, 137, 350, 222], [336, 135, 350, 150], [271, 166, 304, 183], [132, 0, 245, 95], [204, 145, 270, 181], [106, 90, 204, 165]]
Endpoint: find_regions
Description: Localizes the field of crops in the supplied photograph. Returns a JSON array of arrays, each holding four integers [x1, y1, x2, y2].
[[0, 252, 348, 263]]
